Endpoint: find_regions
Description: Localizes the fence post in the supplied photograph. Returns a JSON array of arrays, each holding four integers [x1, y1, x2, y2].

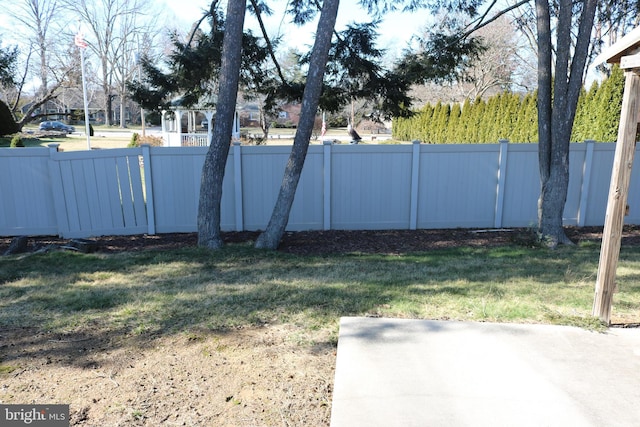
[[577, 140, 595, 227], [323, 140, 332, 230], [233, 141, 244, 231], [410, 140, 421, 230], [494, 139, 509, 228], [141, 144, 156, 235]]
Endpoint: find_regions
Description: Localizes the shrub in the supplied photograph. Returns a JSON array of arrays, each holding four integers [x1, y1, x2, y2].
[[10, 134, 23, 147], [139, 135, 163, 146], [128, 133, 163, 147], [128, 132, 140, 147]]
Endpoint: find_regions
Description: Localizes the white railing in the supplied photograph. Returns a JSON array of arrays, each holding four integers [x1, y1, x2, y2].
[[181, 133, 209, 147]]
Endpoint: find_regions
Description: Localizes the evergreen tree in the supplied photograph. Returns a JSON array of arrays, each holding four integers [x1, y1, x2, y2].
[[446, 102, 461, 143], [503, 92, 521, 141], [467, 97, 485, 143], [524, 94, 535, 142], [0, 45, 17, 88], [419, 104, 434, 142], [571, 85, 591, 142], [481, 94, 500, 142], [434, 102, 450, 143], [0, 100, 19, 136], [427, 102, 442, 143], [458, 98, 472, 141], [594, 65, 624, 142]]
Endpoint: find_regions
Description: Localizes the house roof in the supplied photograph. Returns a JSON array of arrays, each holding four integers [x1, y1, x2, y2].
[[594, 26, 640, 65]]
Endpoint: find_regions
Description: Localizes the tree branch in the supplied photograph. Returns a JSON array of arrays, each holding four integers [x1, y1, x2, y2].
[[461, 0, 532, 40], [249, 0, 287, 84], [186, 0, 220, 48], [11, 45, 33, 113], [16, 77, 68, 128]]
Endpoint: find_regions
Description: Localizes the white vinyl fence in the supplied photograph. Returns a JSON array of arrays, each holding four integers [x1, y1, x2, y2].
[[1, 140, 639, 238]]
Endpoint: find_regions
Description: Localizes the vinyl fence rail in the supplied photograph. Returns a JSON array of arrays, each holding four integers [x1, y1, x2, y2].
[[1, 140, 638, 238]]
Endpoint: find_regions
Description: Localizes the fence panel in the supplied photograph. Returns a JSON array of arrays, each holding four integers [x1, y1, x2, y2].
[[240, 146, 290, 231], [417, 144, 500, 229], [48, 148, 148, 237], [0, 148, 57, 235], [331, 145, 414, 230], [584, 144, 616, 226], [564, 144, 588, 226], [285, 146, 325, 231], [147, 147, 217, 233], [500, 144, 540, 227], [3, 142, 640, 238]]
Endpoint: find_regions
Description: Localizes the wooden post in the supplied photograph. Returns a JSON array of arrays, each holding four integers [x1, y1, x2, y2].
[[593, 67, 640, 323]]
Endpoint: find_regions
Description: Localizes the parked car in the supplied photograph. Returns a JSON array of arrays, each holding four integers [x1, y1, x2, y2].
[[39, 121, 75, 133], [201, 119, 208, 129]]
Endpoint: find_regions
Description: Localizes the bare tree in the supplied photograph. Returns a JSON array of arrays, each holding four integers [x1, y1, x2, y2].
[[9, 0, 59, 96], [410, 15, 534, 106], [0, 0, 81, 128], [111, 11, 159, 128], [62, 0, 146, 126]]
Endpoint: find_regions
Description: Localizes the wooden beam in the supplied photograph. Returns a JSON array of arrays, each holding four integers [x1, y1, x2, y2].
[[593, 70, 640, 324], [621, 54, 640, 70], [593, 27, 640, 65]]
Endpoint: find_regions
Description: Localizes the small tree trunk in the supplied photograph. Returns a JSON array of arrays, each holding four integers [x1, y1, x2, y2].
[[538, 146, 572, 247], [197, 0, 247, 249], [4, 236, 28, 255], [255, 0, 340, 250], [535, 0, 596, 247]]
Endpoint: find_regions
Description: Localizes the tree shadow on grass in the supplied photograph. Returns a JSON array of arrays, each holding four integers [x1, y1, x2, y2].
[[1, 244, 639, 367]]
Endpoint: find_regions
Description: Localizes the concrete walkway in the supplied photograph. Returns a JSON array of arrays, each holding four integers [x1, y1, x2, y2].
[[330, 317, 640, 427]]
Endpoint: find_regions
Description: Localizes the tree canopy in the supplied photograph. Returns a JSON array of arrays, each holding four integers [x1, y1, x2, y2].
[[0, 44, 18, 88]]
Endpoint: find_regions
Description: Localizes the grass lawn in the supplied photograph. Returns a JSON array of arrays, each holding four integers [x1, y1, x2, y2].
[[2, 241, 639, 336], [1, 239, 639, 424], [0, 125, 139, 150]]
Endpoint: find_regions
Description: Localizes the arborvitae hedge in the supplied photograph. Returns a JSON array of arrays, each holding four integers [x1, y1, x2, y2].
[[394, 66, 623, 143]]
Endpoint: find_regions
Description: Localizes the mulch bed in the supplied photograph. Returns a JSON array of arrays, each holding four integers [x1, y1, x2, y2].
[[4, 226, 640, 256]]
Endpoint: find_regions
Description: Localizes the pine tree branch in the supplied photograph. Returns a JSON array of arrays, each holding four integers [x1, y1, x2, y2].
[[249, 0, 287, 84]]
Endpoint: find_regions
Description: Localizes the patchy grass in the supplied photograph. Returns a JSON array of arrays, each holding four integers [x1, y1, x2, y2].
[[3, 240, 640, 425], [2, 242, 638, 338]]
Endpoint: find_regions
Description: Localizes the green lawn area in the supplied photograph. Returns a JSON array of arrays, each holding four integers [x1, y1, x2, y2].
[[0, 125, 138, 150], [2, 241, 639, 340]]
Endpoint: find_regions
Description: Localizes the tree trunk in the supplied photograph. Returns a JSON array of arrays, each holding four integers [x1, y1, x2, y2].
[[197, 0, 247, 249], [103, 55, 111, 127], [120, 92, 126, 128], [254, 0, 340, 250], [106, 94, 113, 127], [536, 0, 597, 247], [4, 236, 28, 256]]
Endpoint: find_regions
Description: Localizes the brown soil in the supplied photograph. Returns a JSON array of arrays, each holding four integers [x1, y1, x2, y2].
[[1, 226, 639, 426]]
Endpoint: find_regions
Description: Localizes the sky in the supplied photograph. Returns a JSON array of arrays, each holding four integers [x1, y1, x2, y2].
[[161, 0, 430, 60]]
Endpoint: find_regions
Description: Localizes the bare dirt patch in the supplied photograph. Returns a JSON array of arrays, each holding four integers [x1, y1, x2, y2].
[[2, 226, 640, 426], [1, 325, 333, 426]]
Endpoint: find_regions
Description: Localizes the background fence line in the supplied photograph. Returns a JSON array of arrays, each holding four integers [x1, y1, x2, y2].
[[1, 140, 638, 238]]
